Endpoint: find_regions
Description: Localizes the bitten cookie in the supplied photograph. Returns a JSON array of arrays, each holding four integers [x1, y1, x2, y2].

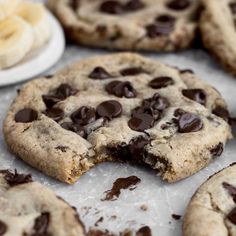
[[200, 0, 236, 75], [47, 0, 200, 51], [3, 53, 232, 184], [0, 169, 85, 236], [183, 163, 236, 236]]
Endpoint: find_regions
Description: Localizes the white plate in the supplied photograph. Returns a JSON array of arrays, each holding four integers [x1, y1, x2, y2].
[[0, 11, 65, 87]]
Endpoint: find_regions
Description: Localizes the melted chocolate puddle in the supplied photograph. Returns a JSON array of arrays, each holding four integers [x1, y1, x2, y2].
[[102, 176, 141, 201]]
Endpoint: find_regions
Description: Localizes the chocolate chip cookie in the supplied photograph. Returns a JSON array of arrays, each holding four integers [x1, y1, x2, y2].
[[3, 53, 232, 184], [0, 169, 85, 236], [183, 163, 236, 236], [47, 0, 200, 51], [200, 0, 236, 75]]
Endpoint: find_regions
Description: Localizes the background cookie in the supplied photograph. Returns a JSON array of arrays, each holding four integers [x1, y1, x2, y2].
[[47, 0, 200, 51], [200, 0, 236, 75], [183, 163, 236, 236], [0, 169, 85, 236], [3, 53, 232, 184]]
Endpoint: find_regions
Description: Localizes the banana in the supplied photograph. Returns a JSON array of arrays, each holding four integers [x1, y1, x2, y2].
[[16, 1, 51, 50], [0, 16, 34, 69], [0, 0, 20, 21]]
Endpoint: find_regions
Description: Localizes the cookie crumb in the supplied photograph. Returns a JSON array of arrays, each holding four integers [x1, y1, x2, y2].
[[172, 214, 181, 220], [140, 204, 148, 211]]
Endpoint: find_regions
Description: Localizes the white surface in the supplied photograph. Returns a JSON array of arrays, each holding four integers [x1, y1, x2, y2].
[[0, 11, 65, 87], [0, 46, 236, 236]]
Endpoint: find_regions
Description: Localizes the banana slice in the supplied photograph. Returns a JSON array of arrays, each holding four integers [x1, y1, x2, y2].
[[16, 2, 51, 50], [0, 16, 34, 69], [0, 0, 20, 21]]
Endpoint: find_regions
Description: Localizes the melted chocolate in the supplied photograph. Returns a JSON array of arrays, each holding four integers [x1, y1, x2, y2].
[[3, 170, 32, 187], [15, 109, 38, 123]]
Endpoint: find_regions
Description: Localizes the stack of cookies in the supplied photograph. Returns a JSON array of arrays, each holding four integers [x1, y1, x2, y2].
[[0, 0, 51, 69], [1, 0, 236, 235]]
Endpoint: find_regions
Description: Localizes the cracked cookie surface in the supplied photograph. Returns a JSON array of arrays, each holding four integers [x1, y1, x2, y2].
[[3, 53, 232, 184], [47, 0, 200, 51], [200, 0, 236, 75], [0, 169, 85, 236], [183, 163, 236, 236]]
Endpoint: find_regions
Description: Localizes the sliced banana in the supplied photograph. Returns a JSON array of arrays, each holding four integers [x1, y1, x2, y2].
[[0, 16, 34, 69], [0, 0, 20, 21], [16, 2, 51, 50]]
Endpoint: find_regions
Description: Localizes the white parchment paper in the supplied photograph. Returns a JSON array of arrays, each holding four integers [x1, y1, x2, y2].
[[0, 46, 236, 236]]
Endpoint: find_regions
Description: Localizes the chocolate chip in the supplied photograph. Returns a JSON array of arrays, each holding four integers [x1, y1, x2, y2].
[[210, 142, 224, 157], [172, 214, 181, 220], [167, 0, 191, 10], [120, 67, 147, 76], [156, 14, 176, 24], [136, 226, 152, 236], [4, 170, 32, 187], [177, 112, 203, 133], [43, 108, 64, 122], [223, 182, 236, 203], [0, 221, 7, 235], [56, 84, 78, 99], [212, 106, 230, 122], [105, 81, 137, 98], [149, 77, 174, 89], [182, 89, 206, 106], [61, 122, 86, 138], [227, 207, 236, 225], [71, 106, 96, 125], [123, 0, 145, 11], [45, 75, 54, 79], [142, 93, 169, 112], [102, 176, 141, 201], [97, 100, 122, 120], [180, 69, 194, 74], [100, 1, 123, 14], [128, 114, 154, 131], [33, 212, 50, 236], [89, 67, 112, 80], [69, 0, 80, 10], [15, 109, 38, 123], [42, 95, 61, 108], [146, 22, 174, 37], [132, 106, 160, 120], [230, 3, 236, 14]]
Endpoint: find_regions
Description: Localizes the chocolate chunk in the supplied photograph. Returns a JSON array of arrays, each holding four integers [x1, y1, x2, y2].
[[100, 1, 123, 14], [156, 14, 176, 24], [167, 0, 191, 10], [43, 108, 64, 122], [71, 106, 96, 125], [97, 100, 122, 120], [105, 81, 137, 98], [128, 114, 154, 131], [136, 226, 152, 236], [0, 221, 7, 235], [56, 84, 78, 99], [4, 170, 32, 187], [42, 95, 61, 108], [61, 122, 86, 138], [102, 176, 141, 201], [149, 77, 174, 89], [223, 182, 236, 203], [172, 214, 181, 220], [33, 212, 50, 236], [227, 207, 236, 225], [89, 67, 112, 79], [142, 93, 169, 112], [230, 3, 236, 14], [182, 89, 206, 106], [123, 0, 145, 11], [212, 106, 230, 122], [15, 108, 38, 123], [146, 22, 174, 38], [210, 142, 223, 157], [120, 67, 147, 76], [177, 112, 203, 133]]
